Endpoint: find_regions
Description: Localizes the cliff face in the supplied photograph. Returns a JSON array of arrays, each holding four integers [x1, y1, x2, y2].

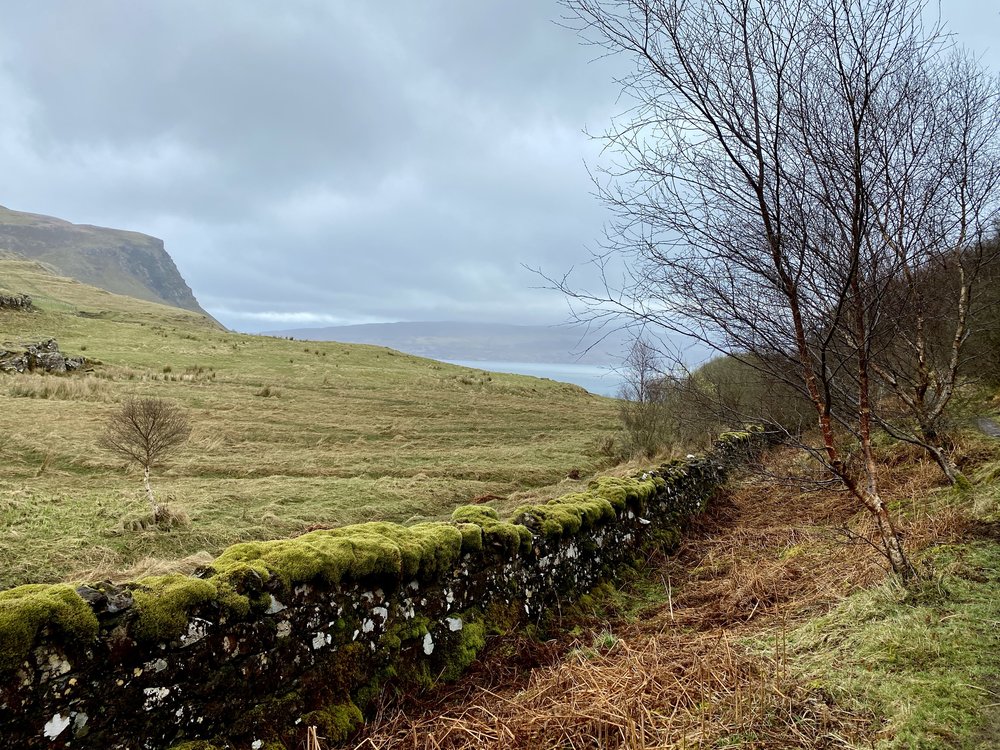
[[0, 205, 209, 317]]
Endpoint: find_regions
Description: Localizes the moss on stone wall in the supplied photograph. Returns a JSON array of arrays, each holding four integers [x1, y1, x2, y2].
[[439, 618, 486, 681], [451, 505, 532, 555], [0, 583, 98, 671], [301, 700, 364, 743], [511, 491, 617, 538], [589, 475, 661, 511], [130, 575, 220, 642], [211, 521, 464, 590]]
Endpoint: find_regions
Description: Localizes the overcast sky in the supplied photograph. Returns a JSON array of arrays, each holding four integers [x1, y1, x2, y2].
[[0, 2, 997, 332]]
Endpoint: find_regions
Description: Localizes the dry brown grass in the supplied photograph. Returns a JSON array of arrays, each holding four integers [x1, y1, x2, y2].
[[350, 446, 962, 750], [7, 373, 111, 401]]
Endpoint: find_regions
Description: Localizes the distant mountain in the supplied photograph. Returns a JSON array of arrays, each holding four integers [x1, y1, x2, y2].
[[266, 321, 645, 365], [0, 204, 211, 319]]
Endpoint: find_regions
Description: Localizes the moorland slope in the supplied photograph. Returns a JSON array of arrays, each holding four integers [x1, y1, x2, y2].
[[0, 258, 617, 588]]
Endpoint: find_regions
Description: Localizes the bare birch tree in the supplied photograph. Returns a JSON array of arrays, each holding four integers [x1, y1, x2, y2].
[[618, 337, 671, 457], [558, 0, 999, 579], [100, 396, 191, 519], [862, 50, 1000, 485]]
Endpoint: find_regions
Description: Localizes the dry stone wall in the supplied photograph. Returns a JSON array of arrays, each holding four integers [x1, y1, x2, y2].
[[0, 431, 763, 750]]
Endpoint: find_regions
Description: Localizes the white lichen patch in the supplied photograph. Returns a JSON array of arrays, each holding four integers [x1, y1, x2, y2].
[[276, 621, 292, 638], [144, 658, 168, 673], [43, 713, 71, 740], [142, 687, 171, 710], [373, 606, 389, 622], [446, 617, 463, 632], [40, 652, 72, 682], [252, 741, 264, 750], [361, 618, 375, 634], [266, 596, 288, 614], [422, 633, 435, 655], [180, 618, 212, 648], [311, 632, 332, 650]]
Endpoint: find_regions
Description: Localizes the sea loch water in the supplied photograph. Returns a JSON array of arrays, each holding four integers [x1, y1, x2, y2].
[[445, 360, 624, 397]]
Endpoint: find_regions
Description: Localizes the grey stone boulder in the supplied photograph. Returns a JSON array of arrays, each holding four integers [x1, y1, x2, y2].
[[0, 339, 86, 373]]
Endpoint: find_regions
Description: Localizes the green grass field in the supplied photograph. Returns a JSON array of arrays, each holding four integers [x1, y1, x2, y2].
[[0, 258, 618, 588]]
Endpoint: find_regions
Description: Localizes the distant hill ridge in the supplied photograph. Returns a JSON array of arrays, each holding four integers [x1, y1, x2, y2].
[[0, 204, 210, 319], [267, 320, 638, 365]]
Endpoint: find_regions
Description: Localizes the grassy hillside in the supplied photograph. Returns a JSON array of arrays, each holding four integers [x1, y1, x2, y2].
[[0, 258, 617, 588]]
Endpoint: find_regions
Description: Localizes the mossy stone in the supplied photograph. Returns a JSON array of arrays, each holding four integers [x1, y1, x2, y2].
[[301, 700, 364, 743], [0, 583, 98, 673], [451, 505, 532, 555], [439, 619, 486, 681], [211, 521, 464, 589], [512, 491, 616, 538], [131, 575, 218, 642]]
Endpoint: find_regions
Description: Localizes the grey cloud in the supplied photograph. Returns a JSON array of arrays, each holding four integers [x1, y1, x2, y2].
[[0, 1, 993, 332]]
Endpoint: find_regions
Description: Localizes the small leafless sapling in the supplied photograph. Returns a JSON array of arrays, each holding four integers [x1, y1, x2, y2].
[[100, 396, 191, 519], [618, 337, 672, 457]]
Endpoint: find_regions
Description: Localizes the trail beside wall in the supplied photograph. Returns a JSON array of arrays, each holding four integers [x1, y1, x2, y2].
[[0, 431, 762, 750]]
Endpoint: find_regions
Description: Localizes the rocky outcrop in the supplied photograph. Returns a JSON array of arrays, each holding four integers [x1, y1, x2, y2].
[[0, 293, 33, 311], [0, 339, 86, 374], [0, 205, 211, 318]]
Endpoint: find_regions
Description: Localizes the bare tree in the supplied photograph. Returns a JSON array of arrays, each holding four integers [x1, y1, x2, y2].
[[100, 396, 191, 519], [558, 0, 999, 579], [618, 337, 671, 457], [862, 50, 1000, 485]]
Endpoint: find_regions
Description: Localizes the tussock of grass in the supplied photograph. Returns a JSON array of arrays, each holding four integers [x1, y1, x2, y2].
[[7, 373, 110, 401]]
